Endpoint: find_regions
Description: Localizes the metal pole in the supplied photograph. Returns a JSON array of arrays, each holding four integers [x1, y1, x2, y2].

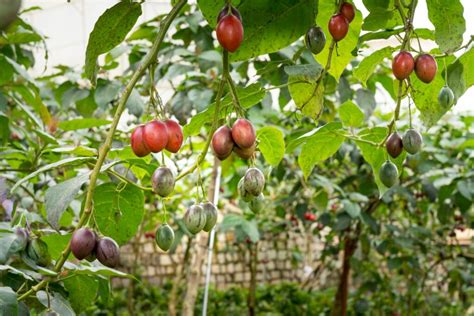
[[202, 165, 222, 316]]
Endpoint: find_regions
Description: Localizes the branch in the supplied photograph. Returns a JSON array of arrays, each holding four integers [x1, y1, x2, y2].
[[17, 0, 188, 301]]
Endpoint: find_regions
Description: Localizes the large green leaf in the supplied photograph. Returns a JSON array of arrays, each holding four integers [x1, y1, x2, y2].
[[85, 2, 142, 84], [353, 47, 395, 87], [338, 100, 365, 128], [45, 174, 89, 229], [0, 287, 18, 315], [63, 275, 99, 313], [361, 0, 402, 31], [355, 127, 406, 197], [298, 122, 345, 179], [256, 126, 285, 167], [63, 262, 135, 279], [37, 291, 75, 316], [447, 47, 474, 100], [93, 183, 144, 245], [315, 1, 362, 81], [184, 83, 265, 137], [42, 233, 71, 260], [427, 0, 465, 54], [197, 0, 316, 61], [59, 118, 111, 131]]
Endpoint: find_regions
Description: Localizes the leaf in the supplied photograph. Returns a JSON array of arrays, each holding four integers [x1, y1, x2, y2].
[[93, 183, 144, 245], [288, 76, 324, 119], [284, 64, 323, 78], [353, 47, 395, 87], [338, 101, 365, 128], [11, 157, 95, 193], [42, 233, 71, 260], [63, 275, 99, 313], [219, 214, 245, 231], [315, 1, 362, 80], [37, 291, 75, 316], [447, 47, 474, 100], [126, 89, 145, 117], [342, 200, 361, 218], [0, 265, 34, 281], [59, 118, 111, 131], [355, 127, 406, 197], [298, 122, 345, 179], [0, 287, 18, 315], [427, 0, 465, 54], [85, 2, 142, 84], [45, 174, 89, 229], [198, 0, 316, 62], [240, 220, 260, 243], [184, 83, 265, 137], [63, 262, 135, 279], [256, 126, 285, 167]]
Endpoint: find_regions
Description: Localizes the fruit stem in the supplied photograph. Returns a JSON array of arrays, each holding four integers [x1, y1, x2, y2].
[[17, 0, 188, 301], [380, 80, 404, 146], [443, 57, 448, 85], [106, 169, 153, 191]]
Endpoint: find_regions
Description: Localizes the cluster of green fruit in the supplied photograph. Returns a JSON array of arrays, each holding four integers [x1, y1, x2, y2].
[[216, 4, 244, 52], [212, 118, 256, 160], [305, 1, 355, 54], [130, 119, 183, 157], [238, 168, 265, 213], [70, 228, 120, 268]]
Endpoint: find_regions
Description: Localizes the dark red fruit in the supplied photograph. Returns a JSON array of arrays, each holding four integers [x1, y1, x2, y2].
[[231, 118, 255, 149], [392, 51, 415, 80], [70, 228, 97, 260], [233, 142, 255, 160], [386, 132, 403, 158], [340, 2, 355, 23], [131, 125, 150, 157], [212, 125, 234, 160], [152, 166, 175, 197], [216, 14, 244, 52], [415, 54, 437, 83], [143, 120, 168, 153], [217, 4, 241, 23], [304, 212, 316, 221], [164, 119, 183, 153], [96, 237, 120, 268], [328, 14, 349, 42]]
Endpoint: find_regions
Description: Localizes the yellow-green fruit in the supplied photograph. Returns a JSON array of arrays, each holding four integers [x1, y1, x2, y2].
[[201, 202, 218, 232], [184, 204, 206, 234], [155, 224, 175, 252]]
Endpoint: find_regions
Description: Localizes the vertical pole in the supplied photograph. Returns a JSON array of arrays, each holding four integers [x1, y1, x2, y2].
[[202, 165, 222, 316]]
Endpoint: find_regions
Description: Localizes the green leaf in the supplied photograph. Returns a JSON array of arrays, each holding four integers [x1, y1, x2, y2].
[[93, 183, 144, 245], [37, 291, 75, 316], [342, 199, 361, 218], [256, 126, 285, 167], [288, 76, 324, 119], [63, 262, 135, 279], [447, 47, 474, 100], [298, 122, 344, 179], [198, 0, 316, 62], [63, 275, 99, 313], [427, 0, 465, 54], [219, 214, 245, 231], [45, 174, 89, 229], [355, 127, 406, 197], [42, 233, 71, 260], [126, 89, 145, 117], [284, 64, 323, 78], [353, 47, 395, 87], [11, 157, 95, 193], [0, 287, 18, 315], [338, 101, 365, 128], [85, 2, 142, 84], [240, 220, 260, 243], [184, 83, 265, 137], [59, 118, 111, 131], [315, 1, 362, 80]]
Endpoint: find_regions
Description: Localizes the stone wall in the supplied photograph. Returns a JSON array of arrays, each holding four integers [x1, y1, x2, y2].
[[118, 229, 326, 289]]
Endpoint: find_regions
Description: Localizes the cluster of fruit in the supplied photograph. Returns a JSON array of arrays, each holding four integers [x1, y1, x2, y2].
[[238, 168, 265, 213], [212, 118, 256, 160], [305, 2, 355, 54], [131, 119, 183, 157], [71, 228, 120, 268], [216, 4, 243, 52]]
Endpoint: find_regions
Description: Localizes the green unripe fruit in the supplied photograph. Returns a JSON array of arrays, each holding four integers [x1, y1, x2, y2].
[[249, 194, 264, 213], [438, 86, 455, 108], [379, 161, 398, 188], [155, 224, 175, 252], [184, 204, 206, 234], [152, 167, 175, 197], [9, 227, 29, 254], [26, 238, 51, 267], [402, 129, 423, 155], [238, 178, 254, 202], [201, 202, 218, 232], [305, 26, 326, 55], [243, 168, 265, 196]]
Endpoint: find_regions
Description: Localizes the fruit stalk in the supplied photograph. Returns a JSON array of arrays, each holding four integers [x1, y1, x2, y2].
[[17, 0, 188, 301]]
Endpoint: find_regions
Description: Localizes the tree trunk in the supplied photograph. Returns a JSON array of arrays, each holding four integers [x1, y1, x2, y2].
[[247, 243, 258, 316], [182, 158, 220, 316]]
